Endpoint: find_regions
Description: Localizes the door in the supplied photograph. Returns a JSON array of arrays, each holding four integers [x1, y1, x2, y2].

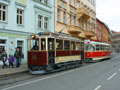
[[47, 38, 55, 70], [17, 41, 24, 58], [0, 40, 6, 54]]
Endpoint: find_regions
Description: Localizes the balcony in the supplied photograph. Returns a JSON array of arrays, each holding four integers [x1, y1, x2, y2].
[[67, 25, 82, 34], [85, 30, 95, 38], [77, 7, 90, 20]]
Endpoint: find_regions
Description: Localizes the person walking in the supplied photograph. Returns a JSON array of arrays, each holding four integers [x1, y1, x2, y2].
[[1, 50, 8, 69], [8, 55, 15, 68], [14, 47, 21, 68]]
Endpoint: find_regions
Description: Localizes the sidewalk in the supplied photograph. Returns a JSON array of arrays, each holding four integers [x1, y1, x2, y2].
[[0, 64, 28, 78]]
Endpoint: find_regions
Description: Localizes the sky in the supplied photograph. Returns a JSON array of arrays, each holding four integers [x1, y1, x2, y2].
[[96, 0, 120, 32]]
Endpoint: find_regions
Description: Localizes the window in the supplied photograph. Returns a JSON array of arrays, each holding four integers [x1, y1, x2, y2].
[[73, 16, 76, 25], [96, 45, 99, 51], [81, 42, 84, 50], [78, 18, 80, 26], [57, 9, 60, 22], [41, 38, 46, 50], [56, 39, 63, 50], [86, 22, 87, 30], [100, 45, 102, 50], [86, 44, 95, 51], [69, 0, 72, 5], [76, 42, 81, 50], [39, 0, 42, 2], [44, 0, 48, 5], [74, 0, 76, 7], [81, 18, 84, 30], [17, 9, 24, 25], [70, 15, 72, 25], [64, 40, 70, 50], [44, 17, 48, 30], [38, 15, 42, 29], [48, 38, 54, 51], [71, 41, 75, 50], [63, 11, 66, 24], [79, 1, 81, 8], [0, 4, 7, 22], [31, 39, 39, 50]]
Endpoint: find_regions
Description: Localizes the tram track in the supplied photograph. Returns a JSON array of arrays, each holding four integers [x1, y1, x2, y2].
[[0, 73, 40, 87], [0, 63, 91, 87], [0, 55, 118, 88]]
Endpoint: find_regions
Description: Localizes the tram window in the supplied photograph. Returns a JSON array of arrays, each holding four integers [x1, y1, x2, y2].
[[105, 45, 107, 50], [64, 40, 70, 50], [81, 42, 84, 51], [91, 46, 95, 51], [31, 39, 39, 50], [56, 39, 63, 50], [71, 41, 75, 50], [107, 46, 110, 50], [76, 42, 81, 50], [85, 45, 89, 51], [86, 44, 95, 51], [48, 38, 54, 51], [96, 45, 99, 51], [103, 45, 104, 50], [41, 38, 46, 50], [100, 45, 102, 51], [104, 46, 106, 50]]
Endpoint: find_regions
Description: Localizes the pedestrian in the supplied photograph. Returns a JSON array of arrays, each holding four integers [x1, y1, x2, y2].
[[14, 47, 21, 68], [8, 55, 15, 68], [1, 50, 8, 69], [19, 50, 22, 65]]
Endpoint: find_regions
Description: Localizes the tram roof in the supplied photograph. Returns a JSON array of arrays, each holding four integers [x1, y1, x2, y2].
[[33, 32, 81, 41], [84, 40, 110, 46]]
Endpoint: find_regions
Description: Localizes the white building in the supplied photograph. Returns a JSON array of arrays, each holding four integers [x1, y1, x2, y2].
[[0, 0, 54, 63]]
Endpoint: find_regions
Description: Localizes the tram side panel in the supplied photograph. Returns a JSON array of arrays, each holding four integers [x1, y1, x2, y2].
[[55, 50, 82, 64], [85, 51, 111, 61], [28, 51, 47, 70]]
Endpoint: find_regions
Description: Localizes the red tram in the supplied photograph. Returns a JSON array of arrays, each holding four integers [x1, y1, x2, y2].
[[85, 40, 111, 62], [28, 32, 84, 74]]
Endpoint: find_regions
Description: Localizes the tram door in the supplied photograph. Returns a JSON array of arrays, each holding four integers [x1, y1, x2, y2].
[[47, 38, 55, 70], [81, 42, 85, 63]]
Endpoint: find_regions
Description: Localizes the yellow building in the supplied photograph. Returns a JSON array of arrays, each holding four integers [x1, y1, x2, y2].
[[55, 0, 96, 41]]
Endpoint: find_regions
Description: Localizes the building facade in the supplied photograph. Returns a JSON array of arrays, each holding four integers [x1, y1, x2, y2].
[[96, 19, 102, 42], [0, 0, 54, 63], [111, 31, 120, 53], [55, 0, 96, 41], [96, 18, 111, 44]]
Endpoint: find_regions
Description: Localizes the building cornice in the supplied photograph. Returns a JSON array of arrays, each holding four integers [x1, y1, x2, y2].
[[32, 0, 52, 8], [34, 5, 52, 14], [15, 2, 26, 8], [0, 28, 33, 35]]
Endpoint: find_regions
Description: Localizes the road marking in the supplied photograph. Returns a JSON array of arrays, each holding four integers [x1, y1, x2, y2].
[[1, 63, 100, 90], [107, 72, 117, 80], [94, 85, 101, 90]]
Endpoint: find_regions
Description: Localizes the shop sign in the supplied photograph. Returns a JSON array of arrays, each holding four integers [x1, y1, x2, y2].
[[0, 33, 27, 39]]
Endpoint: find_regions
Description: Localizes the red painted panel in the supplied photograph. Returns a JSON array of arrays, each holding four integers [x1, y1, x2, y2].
[[28, 51, 47, 65], [56, 51, 70, 56], [56, 50, 81, 56], [71, 51, 81, 55], [85, 51, 111, 58]]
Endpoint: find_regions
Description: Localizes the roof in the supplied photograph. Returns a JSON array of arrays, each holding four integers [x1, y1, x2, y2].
[[85, 40, 110, 45], [96, 18, 111, 36]]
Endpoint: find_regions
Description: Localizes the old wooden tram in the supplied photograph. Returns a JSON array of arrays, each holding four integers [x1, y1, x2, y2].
[[28, 32, 84, 74]]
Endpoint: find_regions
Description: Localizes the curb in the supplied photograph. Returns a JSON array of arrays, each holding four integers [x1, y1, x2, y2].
[[0, 70, 29, 78]]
